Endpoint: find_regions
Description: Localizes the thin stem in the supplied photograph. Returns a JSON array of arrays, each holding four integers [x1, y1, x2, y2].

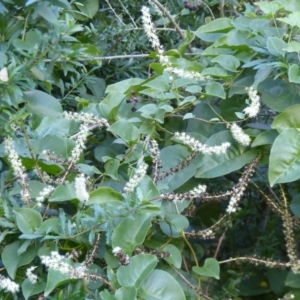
[[104, 0, 126, 26], [117, 0, 137, 28], [150, 0, 194, 53]]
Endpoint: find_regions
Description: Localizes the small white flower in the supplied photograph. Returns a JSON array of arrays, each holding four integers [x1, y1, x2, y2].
[[230, 123, 251, 146], [174, 132, 230, 155], [112, 247, 123, 255], [123, 163, 148, 194], [0, 275, 19, 293], [26, 266, 38, 284], [244, 86, 260, 118], [75, 174, 89, 203]]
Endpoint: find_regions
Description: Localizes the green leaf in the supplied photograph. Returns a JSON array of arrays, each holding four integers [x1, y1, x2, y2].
[[108, 120, 140, 143], [283, 41, 300, 52], [112, 213, 152, 254], [288, 64, 300, 83], [211, 55, 240, 72], [195, 18, 233, 33], [290, 194, 300, 218], [255, 1, 283, 15], [205, 82, 226, 99], [22, 279, 46, 300], [14, 208, 42, 234], [24, 90, 62, 117], [117, 254, 157, 288], [269, 129, 300, 186], [88, 187, 124, 206], [161, 244, 182, 269], [266, 37, 286, 57], [277, 11, 300, 27], [2, 241, 38, 279], [99, 92, 125, 120], [192, 258, 220, 280], [49, 184, 77, 202], [251, 130, 278, 147], [38, 218, 61, 235], [75, 0, 99, 18], [258, 78, 300, 112], [138, 269, 185, 300], [104, 159, 120, 180], [272, 104, 300, 130], [44, 267, 71, 296], [36, 3, 58, 24], [106, 78, 144, 94], [285, 271, 300, 288], [115, 286, 137, 300]]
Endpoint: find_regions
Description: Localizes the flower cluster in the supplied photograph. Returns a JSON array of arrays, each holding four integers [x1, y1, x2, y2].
[[4, 137, 30, 203], [141, 6, 163, 51], [244, 86, 260, 118], [0, 275, 19, 293], [69, 124, 89, 163], [149, 140, 162, 182], [226, 157, 259, 214], [112, 247, 130, 266], [174, 132, 230, 155], [63, 111, 109, 128], [123, 163, 148, 194], [74, 174, 89, 203], [36, 186, 54, 206], [161, 184, 207, 203], [26, 266, 38, 284], [141, 5, 207, 81], [190, 184, 207, 197], [41, 251, 88, 279], [230, 123, 251, 146]]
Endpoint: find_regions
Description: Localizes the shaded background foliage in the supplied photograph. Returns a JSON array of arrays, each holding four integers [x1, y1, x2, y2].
[[0, 0, 300, 299]]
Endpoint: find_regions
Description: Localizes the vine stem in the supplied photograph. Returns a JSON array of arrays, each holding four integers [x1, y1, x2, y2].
[[181, 231, 201, 300]]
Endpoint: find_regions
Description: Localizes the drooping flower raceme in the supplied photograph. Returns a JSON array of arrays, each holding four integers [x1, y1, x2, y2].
[[41, 251, 88, 279], [174, 132, 230, 155], [141, 6, 207, 81], [4, 137, 30, 203], [123, 163, 148, 194], [230, 123, 251, 146], [36, 186, 54, 206], [75, 174, 89, 203], [69, 124, 89, 163], [244, 86, 260, 118]]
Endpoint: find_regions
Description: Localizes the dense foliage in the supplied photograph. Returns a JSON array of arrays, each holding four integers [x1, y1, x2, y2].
[[1, 0, 300, 299]]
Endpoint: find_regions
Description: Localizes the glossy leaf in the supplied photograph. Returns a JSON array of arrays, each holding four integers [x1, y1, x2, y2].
[[108, 120, 140, 143], [22, 280, 46, 300], [288, 64, 300, 83], [139, 269, 185, 300], [112, 213, 152, 254], [14, 208, 42, 234], [269, 129, 300, 186], [24, 90, 62, 117], [205, 82, 226, 99], [115, 286, 137, 300], [2, 241, 37, 279], [117, 254, 157, 288], [49, 184, 77, 202], [272, 104, 300, 130], [88, 187, 124, 205], [192, 258, 220, 279], [211, 55, 240, 72], [266, 37, 286, 57]]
